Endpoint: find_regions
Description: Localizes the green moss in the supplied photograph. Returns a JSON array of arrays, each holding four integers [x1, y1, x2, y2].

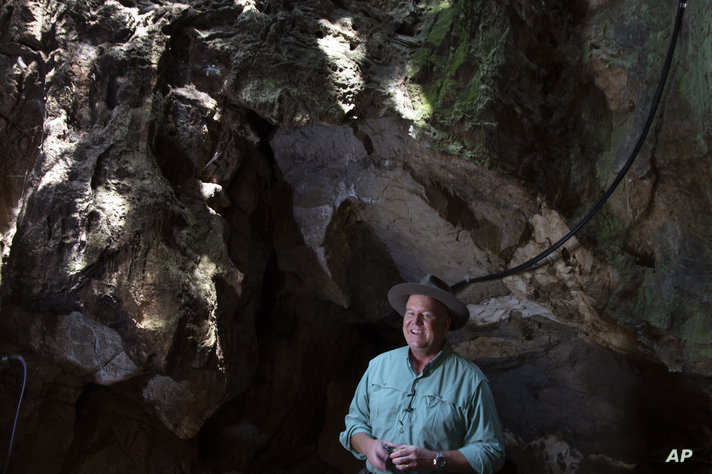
[[680, 313, 712, 356], [406, 83, 434, 121], [675, 15, 712, 146], [634, 269, 676, 329], [588, 209, 634, 273], [408, 0, 508, 162], [670, 297, 712, 364], [424, 4, 456, 47], [580, 208, 642, 319]]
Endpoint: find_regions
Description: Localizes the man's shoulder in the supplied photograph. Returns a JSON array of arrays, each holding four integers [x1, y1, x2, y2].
[[362, 346, 409, 379], [443, 347, 489, 383], [371, 345, 409, 365]]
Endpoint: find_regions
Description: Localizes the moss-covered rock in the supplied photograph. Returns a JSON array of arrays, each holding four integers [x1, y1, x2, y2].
[[408, 0, 508, 161]]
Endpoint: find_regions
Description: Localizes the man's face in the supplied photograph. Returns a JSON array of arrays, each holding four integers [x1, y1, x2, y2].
[[402, 294, 451, 355]]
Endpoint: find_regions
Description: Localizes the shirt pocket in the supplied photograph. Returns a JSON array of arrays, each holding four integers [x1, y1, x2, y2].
[[422, 394, 465, 446], [370, 383, 404, 432]]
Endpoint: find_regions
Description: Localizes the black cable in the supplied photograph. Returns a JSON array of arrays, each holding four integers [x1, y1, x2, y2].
[[452, 0, 687, 293], [2, 355, 27, 474]]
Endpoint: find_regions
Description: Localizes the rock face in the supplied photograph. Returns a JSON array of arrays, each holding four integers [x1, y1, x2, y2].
[[0, 0, 711, 473]]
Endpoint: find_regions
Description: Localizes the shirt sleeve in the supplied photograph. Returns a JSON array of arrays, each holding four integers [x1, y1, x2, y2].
[[339, 363, 373, 459], [458, 379, 506, 474]]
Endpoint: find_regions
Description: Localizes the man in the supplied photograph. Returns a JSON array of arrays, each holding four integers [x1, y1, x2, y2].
[[339, 274, 505, 473]]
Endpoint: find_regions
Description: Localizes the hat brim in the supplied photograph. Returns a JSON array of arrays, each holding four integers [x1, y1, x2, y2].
[[387, 282, 469, 330]]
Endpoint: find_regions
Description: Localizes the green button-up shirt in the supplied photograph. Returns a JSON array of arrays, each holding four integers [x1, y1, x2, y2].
[[339, 344, 505, 473]]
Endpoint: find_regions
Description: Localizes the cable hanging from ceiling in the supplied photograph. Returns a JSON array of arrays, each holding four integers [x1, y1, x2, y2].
[[452, 0, 688, 293]]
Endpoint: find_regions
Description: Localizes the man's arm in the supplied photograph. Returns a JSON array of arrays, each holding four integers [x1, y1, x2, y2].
[[456, 380, 506, 473], [339, 363, 377, 460]]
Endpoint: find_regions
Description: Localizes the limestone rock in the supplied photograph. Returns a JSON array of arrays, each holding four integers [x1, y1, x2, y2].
[[30, 311, 139, 385], [589, 49, 636, 114], [1, 0, 711, 473], [143, 373, 226, 440]]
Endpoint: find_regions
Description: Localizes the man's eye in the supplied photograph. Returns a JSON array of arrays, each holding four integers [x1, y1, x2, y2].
[[423, 313, 434, 319]]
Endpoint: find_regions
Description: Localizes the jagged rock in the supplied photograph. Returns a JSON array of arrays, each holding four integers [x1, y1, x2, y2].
[[589, 49, 636, 114], [30, 311, 139, 385], [1, 0, 711, 473], [143, 372, 227, 440]]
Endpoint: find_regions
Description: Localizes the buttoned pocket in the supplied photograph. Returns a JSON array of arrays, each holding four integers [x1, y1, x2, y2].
[[422, 394, 466, 446], [370, 383, 405, 433]]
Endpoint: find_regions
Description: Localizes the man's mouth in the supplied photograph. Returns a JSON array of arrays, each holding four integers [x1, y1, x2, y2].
[[410, 329, 423, 335]]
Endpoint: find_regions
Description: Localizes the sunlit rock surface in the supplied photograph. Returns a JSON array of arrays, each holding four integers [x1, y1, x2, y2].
[[1, 0, 711, 472]]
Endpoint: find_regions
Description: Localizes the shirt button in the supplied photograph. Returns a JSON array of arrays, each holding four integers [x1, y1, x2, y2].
[[400, 429, 404, 433]]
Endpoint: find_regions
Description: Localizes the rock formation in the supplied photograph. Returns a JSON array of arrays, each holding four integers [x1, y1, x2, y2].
[[1, 0, 710, 472]]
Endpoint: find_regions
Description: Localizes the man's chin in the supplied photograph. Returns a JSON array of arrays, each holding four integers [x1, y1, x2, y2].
[[405, 335, 429, 347]]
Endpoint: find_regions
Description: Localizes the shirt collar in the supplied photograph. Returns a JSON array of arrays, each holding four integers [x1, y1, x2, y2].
[[407, 342, 453, 375], [427, 342, 452, 371]]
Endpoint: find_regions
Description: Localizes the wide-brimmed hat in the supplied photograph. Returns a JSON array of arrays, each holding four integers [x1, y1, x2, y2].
[[387, 274, 469, 330]]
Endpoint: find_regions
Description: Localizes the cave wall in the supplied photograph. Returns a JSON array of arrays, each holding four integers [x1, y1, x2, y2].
[[1, 0, 711, 472]]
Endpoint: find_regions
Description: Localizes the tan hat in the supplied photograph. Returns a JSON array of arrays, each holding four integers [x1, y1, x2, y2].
[[387, 274, 469, 330]]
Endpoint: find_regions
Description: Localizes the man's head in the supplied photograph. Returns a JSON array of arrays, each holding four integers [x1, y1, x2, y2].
[[387, 274, 469, 330]]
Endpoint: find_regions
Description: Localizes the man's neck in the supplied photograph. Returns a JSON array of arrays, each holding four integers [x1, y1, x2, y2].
[[409, 343, 446, 375]]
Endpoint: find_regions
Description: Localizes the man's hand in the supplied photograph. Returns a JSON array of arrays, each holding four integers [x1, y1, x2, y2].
[[351, 433, 401, 471], [390, 445, 435, 472], [352, 434, 475, 473]]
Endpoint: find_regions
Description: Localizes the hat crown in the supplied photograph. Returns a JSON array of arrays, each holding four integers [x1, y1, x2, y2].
[[420, 274, 452, 294]]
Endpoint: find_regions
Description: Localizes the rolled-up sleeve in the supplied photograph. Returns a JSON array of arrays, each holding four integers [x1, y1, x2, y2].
[[458, 379, 506, 474], [339, 366, 373, 459]]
